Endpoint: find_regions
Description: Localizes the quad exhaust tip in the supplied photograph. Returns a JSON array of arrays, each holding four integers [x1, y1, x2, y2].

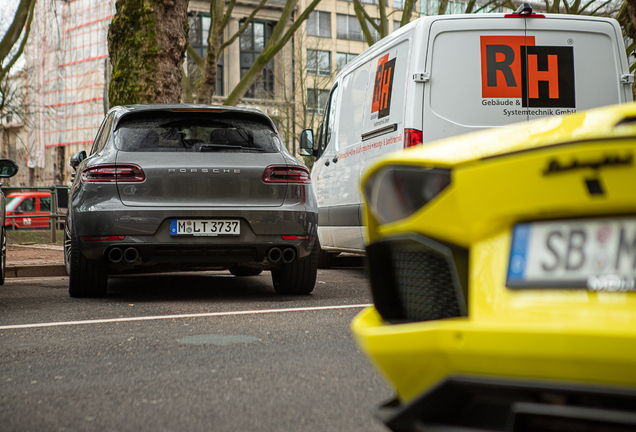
[[268, 247, 297, 264], [108, 247, 123, 264], [267, 247, 282, 263], [282, 248, 296, 264], [108, 247, 139, 264], [124, 247, 139, 263]]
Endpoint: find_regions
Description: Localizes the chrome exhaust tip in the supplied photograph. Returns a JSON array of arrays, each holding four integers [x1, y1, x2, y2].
[[108, 247, 123, 264], [282, 248, 296, 264], [124, 247, 139, 264], [267, 247, 282, 263]]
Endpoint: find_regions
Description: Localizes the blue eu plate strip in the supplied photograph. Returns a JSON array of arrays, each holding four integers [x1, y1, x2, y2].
[[170, 220, 177, 235], [508, 224, 531, 282]]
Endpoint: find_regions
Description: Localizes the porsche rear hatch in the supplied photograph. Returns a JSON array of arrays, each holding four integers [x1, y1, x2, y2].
[[112, 110, 289, 207]]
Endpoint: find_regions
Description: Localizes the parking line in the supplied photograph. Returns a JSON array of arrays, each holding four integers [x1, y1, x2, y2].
[[0, 304, 372, 330]]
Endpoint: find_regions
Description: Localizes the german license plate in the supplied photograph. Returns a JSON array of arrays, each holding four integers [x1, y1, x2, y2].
[[507, 218, 636, 291], [170, 219, 240, 236]]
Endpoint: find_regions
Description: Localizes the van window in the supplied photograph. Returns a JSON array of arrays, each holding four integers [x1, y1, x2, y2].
[[318, 85, 339, 154], [337, 62, 370, 150]]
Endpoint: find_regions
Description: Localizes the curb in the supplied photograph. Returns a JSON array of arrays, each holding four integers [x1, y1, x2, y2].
[[6, 263, 67, 278]]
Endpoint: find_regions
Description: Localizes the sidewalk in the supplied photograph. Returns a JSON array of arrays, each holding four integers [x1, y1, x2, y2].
[[6, 244, 66, 278]]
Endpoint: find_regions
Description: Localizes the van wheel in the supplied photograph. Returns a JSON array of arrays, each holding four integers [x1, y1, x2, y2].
[[317, 242, 340, 269], [0, 227, 6, 285], [68, 231, 108, 298], [230, 266, 262, 277], [271, 241, 318, 295]]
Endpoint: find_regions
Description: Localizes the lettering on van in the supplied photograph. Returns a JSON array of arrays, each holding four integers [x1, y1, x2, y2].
[[337, 134, 403, 161], [371, 54, 397, 120], [480, 36, 575, 108]]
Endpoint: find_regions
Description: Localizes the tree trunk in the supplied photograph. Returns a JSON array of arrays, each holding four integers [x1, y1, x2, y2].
[[108, 0, 189, 106], [618, 0, 636, 100], [55, 147, 65, 185], [197, 31, 222, 104]]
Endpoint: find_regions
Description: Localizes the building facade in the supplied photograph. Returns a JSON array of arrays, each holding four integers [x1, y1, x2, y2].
[[19, 0, 422, 186]]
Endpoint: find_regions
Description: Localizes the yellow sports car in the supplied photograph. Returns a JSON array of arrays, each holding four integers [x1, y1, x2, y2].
[[352, 103, 636, 432]]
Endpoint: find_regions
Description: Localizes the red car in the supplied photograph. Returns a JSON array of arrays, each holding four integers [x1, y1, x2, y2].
[[5, 192, 54, 229]]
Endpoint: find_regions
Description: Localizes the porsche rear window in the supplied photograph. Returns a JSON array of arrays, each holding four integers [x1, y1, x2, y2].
[[114, 112, 281, 153]]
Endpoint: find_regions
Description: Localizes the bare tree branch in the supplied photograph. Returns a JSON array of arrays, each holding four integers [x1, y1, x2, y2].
[[218, 0, 268, 53], [224, 0, 322, 106], [353, 0, 377, 46], [0, 0, 35, 81], [187, 45, 205, 70], [0, 0, 35, 66], [400, 0, 415, 27]]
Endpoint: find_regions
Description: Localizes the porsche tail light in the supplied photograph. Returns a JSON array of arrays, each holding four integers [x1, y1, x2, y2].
[[81, 164, 146, 183], [364, 166, 451, 224], [81, 236, 126, 241], [404, 129, 423, 148], [281, 235, 314, 240], [263, 166, 311, 184]]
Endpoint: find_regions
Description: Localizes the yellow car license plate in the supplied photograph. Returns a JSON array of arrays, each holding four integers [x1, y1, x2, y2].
[[507, 217, 636, 291]]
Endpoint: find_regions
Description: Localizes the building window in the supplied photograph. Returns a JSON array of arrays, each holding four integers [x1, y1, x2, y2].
[[336, 52, 357, 73], [307, 11, 331, 38], [307, 89, 330, 114], [188, 14, 224, 96], [393, 0, 404, 8], [240, 20, 275, 98], [307, 50, 331, 76], [393, 20, 401, 32], [336, 14, 364, 41]]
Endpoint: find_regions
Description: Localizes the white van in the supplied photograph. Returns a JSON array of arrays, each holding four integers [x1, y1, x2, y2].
[[299, 5, 633, 262]]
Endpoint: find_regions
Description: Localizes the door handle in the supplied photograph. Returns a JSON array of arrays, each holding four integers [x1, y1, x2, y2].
[[332, 156, 339, 163], [324, 160, 330, 166]]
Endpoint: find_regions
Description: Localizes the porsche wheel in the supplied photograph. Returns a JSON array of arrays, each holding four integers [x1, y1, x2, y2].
[[64, 229, 71, 276], [68, 230, 108, 298], [0, 227, 6, 285], [271, 242, 318, 295]]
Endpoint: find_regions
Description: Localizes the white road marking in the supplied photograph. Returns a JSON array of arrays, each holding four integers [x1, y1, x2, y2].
[[0, 304, 372, 330]]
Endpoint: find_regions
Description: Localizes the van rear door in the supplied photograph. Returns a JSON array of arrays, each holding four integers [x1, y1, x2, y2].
[[524, 17, 629, 120], [423, 16, 527, 143], [423, 15, 629, 144]]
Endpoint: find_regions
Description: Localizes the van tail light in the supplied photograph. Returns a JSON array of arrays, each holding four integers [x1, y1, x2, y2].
[[263, 166, 311, 184], [404, 129, 423, 148], [81, 164, 146, 183], [504, 12, 545, 17]]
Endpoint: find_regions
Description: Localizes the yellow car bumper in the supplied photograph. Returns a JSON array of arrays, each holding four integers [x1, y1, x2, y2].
[[352, 307, 636, 404]]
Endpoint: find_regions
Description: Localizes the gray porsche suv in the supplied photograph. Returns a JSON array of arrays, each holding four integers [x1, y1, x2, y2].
[[65, 105, 318, 297]]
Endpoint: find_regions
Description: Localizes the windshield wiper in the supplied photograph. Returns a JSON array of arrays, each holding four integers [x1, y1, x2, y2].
[[198, 144, 263, 152]]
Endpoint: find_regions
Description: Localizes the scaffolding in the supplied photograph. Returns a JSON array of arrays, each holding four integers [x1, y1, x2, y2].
[[25, 0, 115, 185]]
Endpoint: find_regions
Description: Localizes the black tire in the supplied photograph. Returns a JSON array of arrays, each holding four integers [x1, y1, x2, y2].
[[0, 227, 6, 285], [271, 242, 318, 295], [229, 266, 263, 277], [68, 229, 108, 298], [317, 241, 340, 269], [64, 228, 71, 276]]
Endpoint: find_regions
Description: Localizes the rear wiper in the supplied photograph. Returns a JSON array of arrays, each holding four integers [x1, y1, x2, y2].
[[198, 144, 263, 152]]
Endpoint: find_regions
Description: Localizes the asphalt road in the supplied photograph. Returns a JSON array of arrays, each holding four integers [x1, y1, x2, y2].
[[0, 258, 393, 432]]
